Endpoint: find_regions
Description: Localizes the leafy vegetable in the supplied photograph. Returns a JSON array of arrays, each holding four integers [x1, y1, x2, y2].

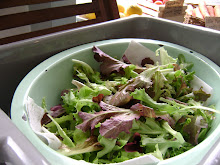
[[47, 114, 75, 147], [76, 101, 157, 139], [93, 46, 129, 76], [58, 136, 103, 156], [108, 66, 158, 106], [156, 47, 177, 65]]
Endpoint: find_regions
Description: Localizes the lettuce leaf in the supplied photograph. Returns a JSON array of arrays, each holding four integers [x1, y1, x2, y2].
[[141, 134, 183, 158], [97, 135, 117, 158], [76, 101, 140, 139], [131, 119, 166, 135], [72, 59, 102, 84], [47, 114, 75, 147], [178, 54, 194, 71], [99, 112, 139, 139], [156, 47, 177, 65], [131, 89, 177, 114], [124, 132, 143, 153], [61, 86, 102, 114], [153, 70, 167, 101], [108, 66, 158, 106], [93, 46, 129, 76], [182, 115, 208, 145], [58, 136, 103, 156]]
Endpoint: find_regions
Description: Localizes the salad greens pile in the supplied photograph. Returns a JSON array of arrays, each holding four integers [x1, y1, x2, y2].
[[40, 42, 217, 164]]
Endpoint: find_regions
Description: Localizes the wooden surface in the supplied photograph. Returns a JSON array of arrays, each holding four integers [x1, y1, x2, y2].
[[0, 0, 120, 45], [0, 0, 62, 8]]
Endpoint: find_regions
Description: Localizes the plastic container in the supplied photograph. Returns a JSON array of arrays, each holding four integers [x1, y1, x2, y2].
[[0, 16, 220, 164], [11, 38, 220, 165]]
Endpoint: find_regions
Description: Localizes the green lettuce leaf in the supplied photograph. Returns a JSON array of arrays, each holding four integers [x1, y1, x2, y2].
[[156, 47, 177, 65], [58, 136, 103, 156], [178, 54, 194, 71], [153, 70, 167, 101], [47, 114, 75, 147], [131, 119, 166, 135], [61, 86, 101, 113], [72, 59, 102, 84], [97, 135, 117, 158], [131, 88, 177, 114]]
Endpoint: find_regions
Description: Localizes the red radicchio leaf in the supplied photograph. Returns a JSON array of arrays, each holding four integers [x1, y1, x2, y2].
[[92, 46, 129, 76], [124, 132, 143, 153]]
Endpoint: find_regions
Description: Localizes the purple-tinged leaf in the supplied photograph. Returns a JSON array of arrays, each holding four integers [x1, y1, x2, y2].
[[107, 89, 133, 107], [122, 54, 131, 64], [108, 67, 158, 107], [61, 89, 70, 96], [92, 46, 129, 76], [156, 114, 175, 127], [141, 57, 155, 66], [183, 115, 208, 145], [76, 101, 141, 139], [130, 103, 156, 118], [98, 101, 129, 112], [124, 132, 143, 153], [50, 105, 66, 118], [99, 112, 140, 139], [50, 104, 62, 111], [41, 113, 50, 126], [41, 104, 65, 125], [76, 111, 115, 132]]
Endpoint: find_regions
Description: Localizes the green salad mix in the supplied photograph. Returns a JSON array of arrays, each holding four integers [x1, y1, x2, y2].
[[37, 42, 217, 164]]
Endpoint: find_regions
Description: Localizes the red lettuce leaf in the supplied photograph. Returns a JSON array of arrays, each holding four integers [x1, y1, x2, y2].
[[99, 112, 140, 138], [107, 87, 133, 106], [93, 46, 129, 76], [76, 111, 115, 132], [108, 67, 157, 107], [156, 114, 176, 127], [124, 132, 143, 153], [130, 103, 156, 118], [183, 115, 208, 145], [92, 94, 104, 103], [76, 101, 142, 139], [122, 54, 131, 64], [41, 104, 65, 125]]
